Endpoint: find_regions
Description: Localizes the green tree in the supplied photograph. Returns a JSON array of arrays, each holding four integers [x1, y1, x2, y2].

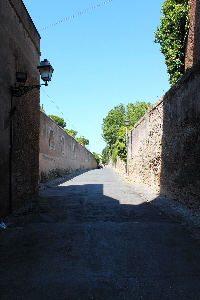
[[155, 0, 189, 86], [49, 115, 66, 128], [127, 102, 151, 126], [92, 152, 100, 165], [76, 137, 89, 146], [64, 129, 78, 138], [102, 102, 150, 161], [48, 115, 90, 147], [102, 146, 110, 164], [102, 104, 126, 147]]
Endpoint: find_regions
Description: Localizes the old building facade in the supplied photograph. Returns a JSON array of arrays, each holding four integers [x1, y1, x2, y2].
[[0, 0, 97, 218]]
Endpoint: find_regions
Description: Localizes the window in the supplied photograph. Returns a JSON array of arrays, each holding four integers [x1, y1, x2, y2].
[[49, 127, 55, 150], [73, 143, 76, 157], [61, 135, 65, 154]]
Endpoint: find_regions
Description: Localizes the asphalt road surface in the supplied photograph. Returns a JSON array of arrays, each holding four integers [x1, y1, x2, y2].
[[0, 169, 200, 299]]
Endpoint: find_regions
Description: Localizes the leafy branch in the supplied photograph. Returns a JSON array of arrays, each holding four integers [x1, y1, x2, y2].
[[155, 0, 190, 86], [102, 102, 150, 162]]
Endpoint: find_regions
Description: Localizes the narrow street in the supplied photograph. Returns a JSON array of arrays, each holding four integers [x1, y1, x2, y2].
[[0, 169, 200, 300]]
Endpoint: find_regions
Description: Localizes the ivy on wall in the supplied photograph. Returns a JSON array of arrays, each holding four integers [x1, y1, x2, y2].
[[155, 0, 190, 86]]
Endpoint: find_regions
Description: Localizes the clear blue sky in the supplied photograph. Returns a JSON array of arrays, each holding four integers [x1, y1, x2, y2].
[[23, 0, 169, 154]]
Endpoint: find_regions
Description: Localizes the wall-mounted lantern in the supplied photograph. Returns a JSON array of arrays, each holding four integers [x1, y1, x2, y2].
[[11, 59, 54, 97], [37, 59, 54, 84]]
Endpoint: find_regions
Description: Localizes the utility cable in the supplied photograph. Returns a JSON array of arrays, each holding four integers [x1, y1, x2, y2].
[[39, 0, 113, 31], [41, 88, 77, 131]]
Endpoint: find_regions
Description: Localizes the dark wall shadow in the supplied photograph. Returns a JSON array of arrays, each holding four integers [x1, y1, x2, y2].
[[193, 0, 200, 65], [39, 182, 174, 225], [39, 170, 93, 190], [160, 62, 200, 210], [2, 179, 200, 299]]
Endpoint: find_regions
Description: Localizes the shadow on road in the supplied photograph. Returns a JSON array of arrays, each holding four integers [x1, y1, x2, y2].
[[1, 170, 200, 300]]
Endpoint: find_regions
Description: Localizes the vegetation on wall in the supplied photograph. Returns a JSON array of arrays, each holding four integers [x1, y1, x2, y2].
[[92, 152, 100, 165], [76, 137, 89, 146], [64, 129, 78, 138], [155, 0, 190, 86], [49, 115, 90, 146], [49, 115, 66, 129], [40, 104, 45, 112], [101, 102, 151, 162]]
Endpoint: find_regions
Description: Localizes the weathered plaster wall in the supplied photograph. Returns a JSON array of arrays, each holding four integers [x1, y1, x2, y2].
[[39, 111, 97, 182], [0, 0, 40, 216]]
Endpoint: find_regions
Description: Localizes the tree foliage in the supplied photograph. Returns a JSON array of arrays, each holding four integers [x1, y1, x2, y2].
[[102, 146, 110, 164], [49, 115, 89, 146], [127, 102, 151, 125], [64, 129, 78, 138], [92, 152, 100, 165], [102, 104, 126, 147], [154, 0, 189, 86], [49, 115, 66, 129], [102, 102, 150, 162], [76, 137, 89, 146]]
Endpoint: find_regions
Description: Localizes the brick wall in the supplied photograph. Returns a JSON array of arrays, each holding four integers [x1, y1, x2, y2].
[[185, 0, 200, 69], [0, 0, 40, 216], [39, 111, 97, 182]]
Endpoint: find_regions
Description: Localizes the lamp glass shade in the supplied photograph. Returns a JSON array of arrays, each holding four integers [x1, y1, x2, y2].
[[124, 119, 129, 126], [37, 59, 54, 82], [16, 72, 27, 83]]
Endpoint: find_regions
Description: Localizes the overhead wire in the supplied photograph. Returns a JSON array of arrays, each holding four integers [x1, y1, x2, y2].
[[39, 0, 113, 31], [40, 0, 114, 140], [41, 88, 77, 131]]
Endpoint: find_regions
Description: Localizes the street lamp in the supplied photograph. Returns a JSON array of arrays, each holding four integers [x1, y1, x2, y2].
[[11, 59, 54, 97], [37, 59, 54, 84], [125, 119, 129, 176], [124, 119, 129, 127]]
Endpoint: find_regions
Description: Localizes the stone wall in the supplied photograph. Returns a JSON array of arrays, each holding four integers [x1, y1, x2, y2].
[[126, 62, 200, 210], [161, 62, 200, 210], [39, 111, 97, 182], [0, 0, 40, 217], [108, 157, 126, 175], [128, 99, 163, 192]]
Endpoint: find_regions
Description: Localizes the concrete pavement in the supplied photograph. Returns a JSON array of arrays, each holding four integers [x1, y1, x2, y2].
[[0, 169, 200, 299]]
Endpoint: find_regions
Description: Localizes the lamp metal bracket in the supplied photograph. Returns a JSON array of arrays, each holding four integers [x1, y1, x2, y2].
[[10, 83, 48, 97]]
